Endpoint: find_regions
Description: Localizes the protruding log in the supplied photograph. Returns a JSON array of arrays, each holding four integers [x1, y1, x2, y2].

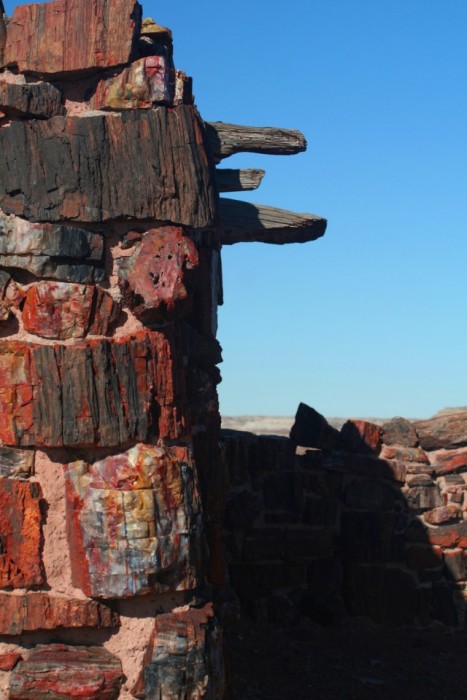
[[219, 198, 327, 245], [0, 80, 63, 118], [205, 122, 306, 162], [215, 168, 265, 192]]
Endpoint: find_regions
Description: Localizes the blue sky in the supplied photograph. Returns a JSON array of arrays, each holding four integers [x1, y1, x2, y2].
[[5, 0, 467, 418]]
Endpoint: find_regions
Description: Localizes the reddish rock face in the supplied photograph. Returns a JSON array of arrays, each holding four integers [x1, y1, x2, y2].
[[0, 479, 44, 589], [431, 447, 467, 475], [340, 419, 382, 453], [132, 604, 225, 699], [118, 226, 199, 324], [65, 443, 203, 598], [3, 0, 141, 77], [0, 652, 22, 672], [9, 645, 125, 700], [0, 593, 119, 635], [92, 56, 173, 109], [380, 444, 429, 463], [22, 282, 120, 340], [0, 79, 63, 118], [423, 505, 463, 526]]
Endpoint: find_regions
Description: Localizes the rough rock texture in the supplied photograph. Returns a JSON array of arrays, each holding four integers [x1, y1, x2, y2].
[[0, 330, 185, 447], [0, 447, 34, 479], [118, 226, 199, 324], [413, 413, 467, 451], [2, 0, 141, 77], [0, 79, 63, 118], [0, 593, 119, 634], [9, 645, 125, 700], [65, 444, 202, 598], [0, 271, 24, 322], [132, 604, 225, 699], [92, 56, 172, 109], [0, 653, 22, 672], [0, 479, 44, 589], [0, 108, 216, 227], [340, 419, 382, 453]]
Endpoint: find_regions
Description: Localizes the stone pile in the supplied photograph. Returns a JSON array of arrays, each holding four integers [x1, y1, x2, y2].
[[0, 1, 326, 697], [222, 406, 467, 628]]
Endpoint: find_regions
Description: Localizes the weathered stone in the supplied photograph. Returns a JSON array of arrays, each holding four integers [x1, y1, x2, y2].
[[381, 416, 419, 447], [426, 521, 467, 548], [380, 444, 429, 463], [132, 604, 225, 700], [0, 593, 119, 635], [0, 329, 186, 447], [443, 548, 467, 581], [344, 478, 402, 511], [22, 282, 120, 340], [0, 479, 44, 589], [92, 56, 172, 110], [0, 653, 22, 672], [9, 645, 124, 700], [414, 413, 467, 451], [65, 443, 203, 598], [3, 0, 141, 77], [290, 403, 340, 450], [423, 505, 462, 525], [0, 79, 63, 118], [0, 213, 104, 283], [406, 545, 443, 572], [118, 227, 198, 324], [341, 511, 403, 563], [406, 474, 434, 487], [340, 419, 382, 453], [0, 108, 216, 227], [174, 70, 193, 105], [0, 447, 34, 479], [0, 271, 24, 321], [431, 447, 467, 475], [406, 485, 442, 511]]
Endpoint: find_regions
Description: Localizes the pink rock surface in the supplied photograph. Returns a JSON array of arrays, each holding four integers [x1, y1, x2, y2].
[[423, 504, 463, 525]]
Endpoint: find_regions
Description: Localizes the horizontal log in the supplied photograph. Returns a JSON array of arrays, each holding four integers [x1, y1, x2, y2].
[[205, 122, 306, 162], [219, 198, 327, 245], [215, 168, 265, 192]]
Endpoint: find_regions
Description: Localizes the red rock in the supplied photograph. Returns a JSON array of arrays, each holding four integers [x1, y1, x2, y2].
[[132, 604, 225, 699], [406, 474, 434, 487], [118, 226, 199, 324], [0, 653, 22, 672], [9, 645, 124, 699], [0, 79, 63, 118], [65, 443, 203, 598], [381, 416, 419, 447], [3, 0, 141, 77], [0, 479, 44, 589], [380, 444, 429, 463], [22, 282, 120, 340], [92, 56, 173, 110], [413, 413, 467, 451], [423, 505, 462, 525], [431, 447, 467, 475], [0, 593, 119, 635], [340, 419, 382, 453]]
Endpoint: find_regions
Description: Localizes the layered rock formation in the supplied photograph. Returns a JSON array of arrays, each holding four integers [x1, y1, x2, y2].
[[0, 1, 326, 697]]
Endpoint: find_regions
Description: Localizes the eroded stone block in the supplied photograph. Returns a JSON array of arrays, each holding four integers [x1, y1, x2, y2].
[[0, 447, 34, 479], [0, 593, 119, 635], [340, 419, 382, 453], [92, 56, 172, 109], [0, 80, 63, 118], [414, 413, 467, 451], [0, 479, 44, 589], [381, 416, 419, 447], [9, 645, 124, 700], [0, 271, 24, 322], [118, 226, 199, 324], [132, 604, 225, 699], [65, 444, 203, 598]]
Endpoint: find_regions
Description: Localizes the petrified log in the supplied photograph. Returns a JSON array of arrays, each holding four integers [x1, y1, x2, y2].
[[0, 329, 186, 447], [0, 107, 216, 226], [118, 226, 198, 324], [91, 56, 172, 109], [0, 80, 63, 118], [65, 444, 202, 598], [0, 479, 44, 589], [205, 121, 306, 162], [381, 416, 419, 447], [9, 645, 125, 700], [413, 413, 467, 451], [0, 446, 34, 479], [132, 604, 225, 699], [2, 0, 142, 77], [0, 593, 119, 634], [22, 282, 121, 340], [215, 168, 265, 192], [219, 199, 327, 244]]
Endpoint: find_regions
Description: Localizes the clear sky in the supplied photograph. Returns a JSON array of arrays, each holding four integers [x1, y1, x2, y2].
[[4, 0, 467, 419]]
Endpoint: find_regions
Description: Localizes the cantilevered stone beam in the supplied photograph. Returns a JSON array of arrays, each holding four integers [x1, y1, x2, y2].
[[215, 168, 265, 192], [205, 121, 306, 162]]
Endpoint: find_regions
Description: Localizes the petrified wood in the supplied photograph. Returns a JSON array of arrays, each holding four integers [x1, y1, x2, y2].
[[215, 168, 265, 192], [0, 80, 63, 118], [0, 107, 216, 226], [9, 645, 125, 700], [0, 270, 24, 321], [0, 447, 34, 479], [0, 593, 119, 635], [2, 0, 142, 77], [0, 479, 44, 589], [91, 56, 172, 109], [22, 282, 121, 340], [118, 226, 198, 324], [65, 444, 202, 598], [0, 329, 186, 447], [205, 121, 306, 162], [413, 413, 467, 451], [219, 199, 327, 244], [132, 603, 225, 699]]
